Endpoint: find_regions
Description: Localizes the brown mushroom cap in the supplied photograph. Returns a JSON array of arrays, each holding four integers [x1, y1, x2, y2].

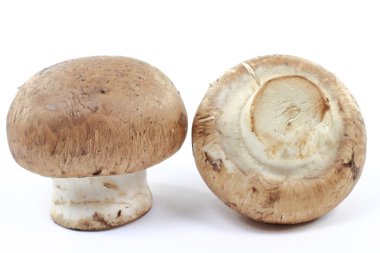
[[7, 56, 187, 177], [192, 55, 366, 224]]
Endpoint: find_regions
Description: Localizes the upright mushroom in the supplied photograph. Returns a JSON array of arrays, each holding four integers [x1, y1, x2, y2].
[[7, 56, 187, 230], [192, 55, 366, 224]]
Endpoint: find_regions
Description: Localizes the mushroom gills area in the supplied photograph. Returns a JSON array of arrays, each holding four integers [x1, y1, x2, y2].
[[51, 171, 151, 230], [203, 73, 343, 180]]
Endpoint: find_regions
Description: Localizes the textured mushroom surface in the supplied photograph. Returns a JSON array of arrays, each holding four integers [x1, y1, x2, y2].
[[192, 55, 366, 224], [7, 56, 187, 177], [7, 56, 187, 230]]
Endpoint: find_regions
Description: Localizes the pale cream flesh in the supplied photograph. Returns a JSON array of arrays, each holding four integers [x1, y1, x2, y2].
[[202, 63, 344, 181], [50, 170, 151, 229]]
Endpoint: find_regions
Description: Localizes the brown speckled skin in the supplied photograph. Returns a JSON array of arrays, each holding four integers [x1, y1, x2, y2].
[[7, 56, 187, 178], [192, 55, 366, 224]]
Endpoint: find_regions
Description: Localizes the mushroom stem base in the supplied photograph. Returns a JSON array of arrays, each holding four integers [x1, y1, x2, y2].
[[50, 170, 151, 230]]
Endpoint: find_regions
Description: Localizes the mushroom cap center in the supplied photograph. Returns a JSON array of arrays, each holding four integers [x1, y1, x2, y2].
[[251, 76, 330, 160]]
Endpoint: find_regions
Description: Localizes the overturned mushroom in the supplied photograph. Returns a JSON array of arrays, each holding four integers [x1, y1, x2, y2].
[[7, 56, 187, 230], [192, 55, 366, 224]]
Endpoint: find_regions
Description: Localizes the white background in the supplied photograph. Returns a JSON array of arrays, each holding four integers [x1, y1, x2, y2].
[[0, 0, 379, 252]]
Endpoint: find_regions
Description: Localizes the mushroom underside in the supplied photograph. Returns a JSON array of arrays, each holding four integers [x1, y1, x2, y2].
[[192, 55, 366, 224]]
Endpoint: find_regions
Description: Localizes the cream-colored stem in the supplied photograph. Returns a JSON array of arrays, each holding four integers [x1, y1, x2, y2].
[[50, 170, 151, 230]]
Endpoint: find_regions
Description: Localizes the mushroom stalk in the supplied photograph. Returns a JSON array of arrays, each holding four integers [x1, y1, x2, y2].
[[50, 170, 151, 230]]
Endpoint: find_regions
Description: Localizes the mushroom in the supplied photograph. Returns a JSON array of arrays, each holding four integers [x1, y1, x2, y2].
[[7, 56, 187, 230], [192, 55, 366, 224]]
